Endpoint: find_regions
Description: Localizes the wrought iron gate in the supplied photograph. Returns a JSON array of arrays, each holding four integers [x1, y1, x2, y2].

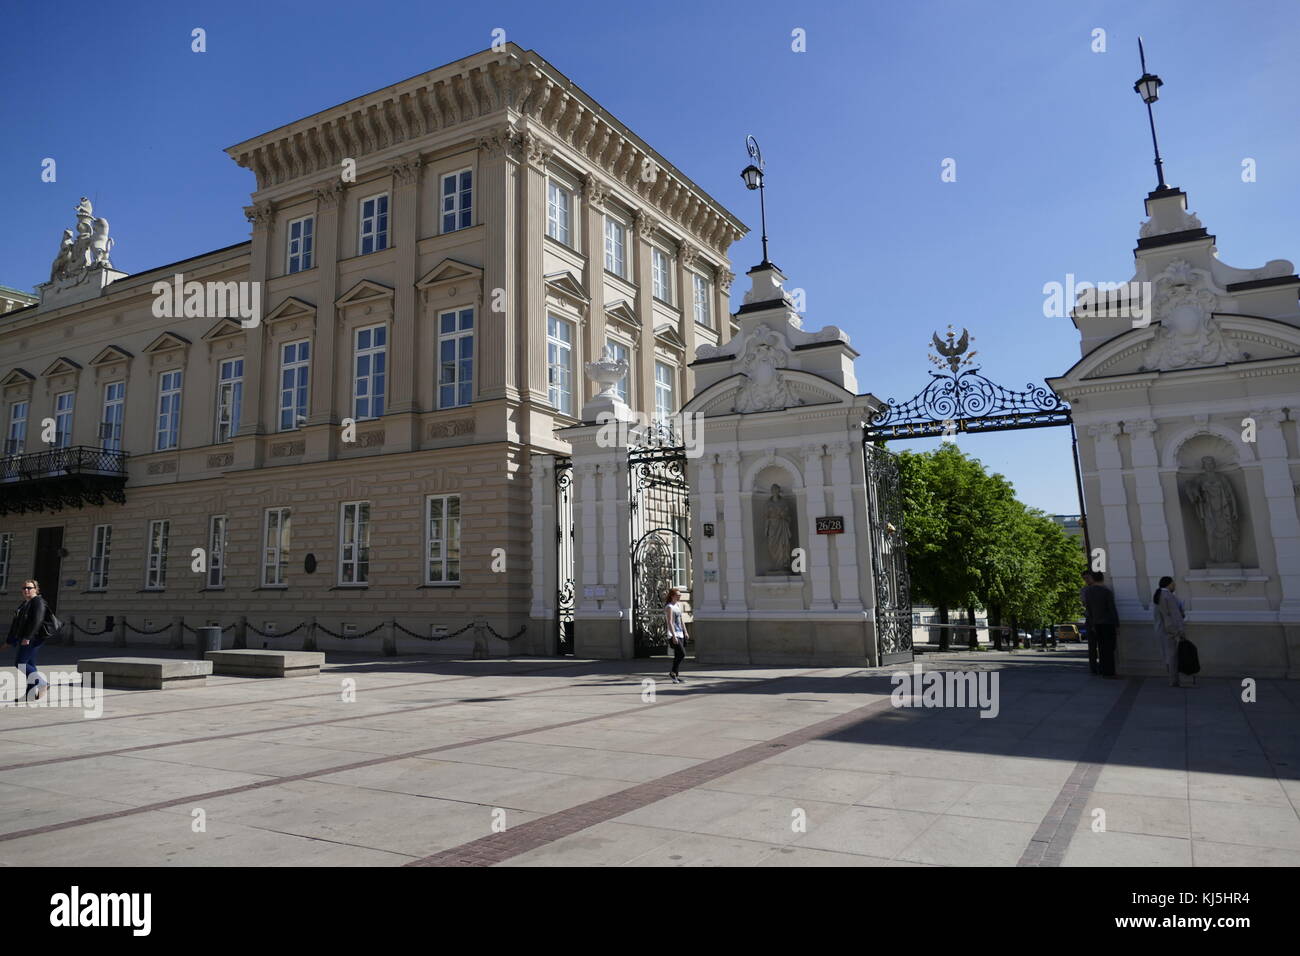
[[628, 442, 691, 657], [863, 442, 914, 666], [555, 456, 575, 656]]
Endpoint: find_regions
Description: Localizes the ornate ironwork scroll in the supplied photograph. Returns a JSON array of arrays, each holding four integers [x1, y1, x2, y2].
[[863, 443, 914, 666], [555, 456, 575, 656], [0, 445, 129, 515], [628, 443, 691, 657]]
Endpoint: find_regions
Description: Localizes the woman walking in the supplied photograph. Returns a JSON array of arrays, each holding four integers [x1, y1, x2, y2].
[[1152, 575, 1188, 688], [7, 579, 51, 701], [664, 588, 687, 684]]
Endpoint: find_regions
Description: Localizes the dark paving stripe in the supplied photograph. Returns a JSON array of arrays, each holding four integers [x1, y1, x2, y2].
[[1018, 678, 1143, 867], [407, 694, 899, 866], [0, 668, 829, 845], [0, 659, 593, 733]]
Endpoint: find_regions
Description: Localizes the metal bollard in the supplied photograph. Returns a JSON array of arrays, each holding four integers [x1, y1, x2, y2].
[[195, 626, 222, 660]]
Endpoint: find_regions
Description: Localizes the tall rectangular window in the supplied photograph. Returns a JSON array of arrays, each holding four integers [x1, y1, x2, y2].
[[207, 515, 226, 588], [604, 217, 626, 277], [652, 248, 672, 302], [441, 169, 473, 233], [156, 370, 182, 451], [145, 519, 169, 590], [671, 514, 689, 588], [54, 392, 74, 448], [339, 501, 370, 585], [547, 315, 573, 415], [287, 216, 314, 273], [546, 181, 571, 245], [89, 524, 111, 591], [215, 358, 243, 443], [262, 507, 290, 587], [5, 401, 27, 455], [359, 193, 389, 255], [693, 273, 713, 329], [353, 325, 387, 420], [101, 382, 124, 451], [425, 494, 461, 584], [279, 340, 310, 431], [606, 339, 630, 404], [655, 361, 675, 423], [438, 308, 474, 409], [0, 532, 11, 591]]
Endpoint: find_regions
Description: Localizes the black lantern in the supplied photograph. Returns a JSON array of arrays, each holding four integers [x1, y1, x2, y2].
[[1134, 37, 1169, 190], [740, 135, 772, 267]]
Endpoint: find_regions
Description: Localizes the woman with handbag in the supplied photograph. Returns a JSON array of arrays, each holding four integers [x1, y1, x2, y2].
[[664, 588, 687, 684], [7, 579, 51, 701], [1152, 575, 1187, 688]]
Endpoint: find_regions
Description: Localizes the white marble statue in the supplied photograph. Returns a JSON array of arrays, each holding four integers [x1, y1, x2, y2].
[[764, 483, 793, 572], [1183, 456, 1240, 565]]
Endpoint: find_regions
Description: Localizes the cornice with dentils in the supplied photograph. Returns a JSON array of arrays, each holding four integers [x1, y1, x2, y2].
[[225, 44, 748, 258]]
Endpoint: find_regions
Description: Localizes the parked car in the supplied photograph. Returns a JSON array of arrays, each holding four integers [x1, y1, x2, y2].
[[1056, 624, 1080, 642]]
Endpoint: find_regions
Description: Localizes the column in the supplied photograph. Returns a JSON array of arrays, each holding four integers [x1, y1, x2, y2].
[[1129, 419, 1175, 598], [690, 453, 722, 612], [583, 176, 609, 409], [800, 444, 834, 609], [1254, 409, 1300, 614], [719, 450, 748, 612], [828, 441, 865, 608], [633, 210, 658, 415], [519, 134, 552, 406], [575, 461, 600, 612], [478, 131, 518, 402], [529, 455, 552, 621], [308, 183, 344, 430], [388, 156, 422, 427], [1088, 422, 1140, 615], [236, 200, 274, 440]]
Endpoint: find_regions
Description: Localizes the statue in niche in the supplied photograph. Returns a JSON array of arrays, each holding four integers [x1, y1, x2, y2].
[[764, 483, 793, 573], [1182, 456, 1240, 565]]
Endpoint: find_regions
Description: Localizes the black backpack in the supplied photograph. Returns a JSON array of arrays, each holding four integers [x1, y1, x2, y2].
[[1176, 637, 1200, 676], [40, 607, 62, 642]]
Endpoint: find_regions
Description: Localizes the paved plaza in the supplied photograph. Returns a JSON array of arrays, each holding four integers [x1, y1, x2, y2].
[[0, 644, 1297, 867]]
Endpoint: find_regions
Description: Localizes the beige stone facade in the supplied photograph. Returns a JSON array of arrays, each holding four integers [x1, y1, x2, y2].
[[0, 44, 745, 654]]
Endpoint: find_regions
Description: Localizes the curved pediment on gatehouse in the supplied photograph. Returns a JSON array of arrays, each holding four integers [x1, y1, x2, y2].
[[682, 368, 856, 418]]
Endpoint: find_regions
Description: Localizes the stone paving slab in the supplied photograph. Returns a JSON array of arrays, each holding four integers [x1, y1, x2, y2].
[[0, 645, 1295, 866]]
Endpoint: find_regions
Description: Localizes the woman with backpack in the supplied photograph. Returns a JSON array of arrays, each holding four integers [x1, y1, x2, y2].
[[1152, 575, 1191, 688], [7, 579, 51, 700]]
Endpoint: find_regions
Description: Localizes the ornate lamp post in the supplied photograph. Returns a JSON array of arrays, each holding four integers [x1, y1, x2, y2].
[[740, 135, 773, 267], [1134, 37, 1169, 191]]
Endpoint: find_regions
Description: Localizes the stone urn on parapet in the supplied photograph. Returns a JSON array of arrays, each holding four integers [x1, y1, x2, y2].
[[581, 345, 632, 423]]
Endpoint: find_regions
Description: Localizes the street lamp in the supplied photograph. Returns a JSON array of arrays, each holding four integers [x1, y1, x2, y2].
[[740, 135, 772, 267], [1133, 37, 1169, 191]]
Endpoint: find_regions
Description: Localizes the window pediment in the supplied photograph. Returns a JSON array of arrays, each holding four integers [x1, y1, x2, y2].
[[201, 318, 246, 341], [1, 368, 35, 390], [143, 331, 193, 354], [89, 345, 134, 367], [335, 279, 395, 309], [653, 322, 687, 350], [41, 357, 83, 377]]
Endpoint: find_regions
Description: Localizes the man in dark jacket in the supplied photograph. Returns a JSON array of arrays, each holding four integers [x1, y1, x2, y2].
[[7, 579, 51, 700], [1081, 572, 1121, 678]]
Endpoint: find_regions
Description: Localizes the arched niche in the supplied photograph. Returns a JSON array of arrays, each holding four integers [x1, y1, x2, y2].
[[751, 463, 801, 576], [1174, 433, 1256, 569]]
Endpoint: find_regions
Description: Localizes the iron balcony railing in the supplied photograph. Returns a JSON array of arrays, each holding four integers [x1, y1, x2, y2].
[[0, 444, 129, 482]]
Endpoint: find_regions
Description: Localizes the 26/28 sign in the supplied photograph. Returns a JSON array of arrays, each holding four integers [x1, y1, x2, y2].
[[816, 516, 844, 534]]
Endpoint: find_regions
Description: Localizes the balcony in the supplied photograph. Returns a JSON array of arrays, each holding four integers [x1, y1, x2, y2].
[[0, 445, 129, 515]]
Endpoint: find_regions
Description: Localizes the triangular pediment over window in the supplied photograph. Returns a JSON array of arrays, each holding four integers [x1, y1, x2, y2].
[[335, 279, 394, 308], [605, 299, 638, 327], [0, 368, 35, 388], [201, 318, 246, 341], [89, 345, 134, 367], [544, 271, 590, 304], [264, 296, 316, 325], [143, 331, 192, 354], [416, 258, 484, 291], [653, 322, 687, 350], [41, 357, 83, 377]]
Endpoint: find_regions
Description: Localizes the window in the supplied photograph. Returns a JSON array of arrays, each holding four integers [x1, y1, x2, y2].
[[652, 248, 672, 302], [359, 193, 389, 255], [215, 358, 243, 443], [353, 325, 387, 420], [156, 370, 182, 451], [606, 339, 630, 404], [207, 515, 226, 588], [279, 340, 310, 431], [6, 401, 28, 455], [654, 361, 675, 423], [262, 507, 290, 587], [604, 217, 626, 277], [145, 519, 169, 590], [425, 494, 461, 584], [438, 308, 474, 408], [101, 382, 124, 451], [339, 501, 371, 585], [0, 533, 11, 591], [671, 514, 689, 589], [546, 315, 573, 415], [89, 524, 111, 591], [441, 170, 473, 233], [693, 273, 713, 329], [546, 181, 571, 245], [54, 392, 74, 448], [287, 215, 314, 273]]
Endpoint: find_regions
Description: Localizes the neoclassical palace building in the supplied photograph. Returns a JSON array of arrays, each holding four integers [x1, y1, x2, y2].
[[0, 44, 744, 652]]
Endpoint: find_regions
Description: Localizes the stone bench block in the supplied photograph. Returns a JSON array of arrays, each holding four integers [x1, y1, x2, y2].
[[78, 658, 213, 690], [205, 649, 325, 678]]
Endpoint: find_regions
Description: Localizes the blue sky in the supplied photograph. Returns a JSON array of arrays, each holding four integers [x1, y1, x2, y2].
[[3, 0, 1297, 513]]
